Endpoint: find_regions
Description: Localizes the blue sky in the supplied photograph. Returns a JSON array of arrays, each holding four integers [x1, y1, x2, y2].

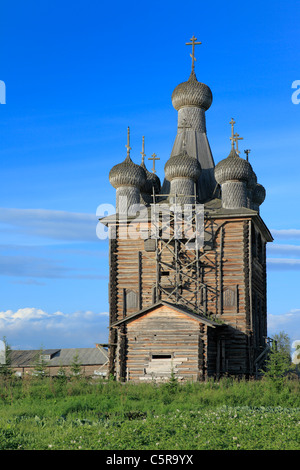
[[0, 0, 300, 352]]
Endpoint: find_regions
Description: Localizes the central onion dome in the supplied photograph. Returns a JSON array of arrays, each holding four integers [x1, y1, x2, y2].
[[171, 70, 213, 111], [164, 152, 201, 182], [109, 154, 146, 189], [214, 147, 253, 185]]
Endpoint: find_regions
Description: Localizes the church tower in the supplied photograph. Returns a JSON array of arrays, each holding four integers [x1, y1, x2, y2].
[[100, 37, 273, 381]]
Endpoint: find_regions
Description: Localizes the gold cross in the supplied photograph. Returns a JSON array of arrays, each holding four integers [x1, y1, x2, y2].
[[229, 118, 236, 149], [140, 136, 146, 164], [125, 126, 131, 157], [185, 35, 202, 72], [233, 132, 243, 155], [148, 153, 160, 174]]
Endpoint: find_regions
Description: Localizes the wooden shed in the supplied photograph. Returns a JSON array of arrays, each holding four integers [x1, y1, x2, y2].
[[112, 301, 223, 382]]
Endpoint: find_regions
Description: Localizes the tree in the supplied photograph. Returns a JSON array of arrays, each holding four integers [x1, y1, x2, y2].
[[273, 332, 291, 361], [32, 347, 49, 379], [262, 332, 291, 390], [70, 351, 82, 378]]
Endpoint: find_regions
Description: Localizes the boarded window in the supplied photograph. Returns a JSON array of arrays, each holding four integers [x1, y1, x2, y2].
[[223, 287, 237, 308], [126, 290, 138, 309]]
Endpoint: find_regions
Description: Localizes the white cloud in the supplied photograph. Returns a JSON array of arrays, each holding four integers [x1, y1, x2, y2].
[[0, 308, 109, 349], [267, 258, 300, 270], [268, 309, 300, 343], [0, 253, 108, 280], [271, 229, 300, 240], [0, 208, 100, 243], [267, 244, 300, 256]]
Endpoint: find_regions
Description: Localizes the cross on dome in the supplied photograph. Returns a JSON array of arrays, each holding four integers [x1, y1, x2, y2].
[[140, 136, 146, 164], [148, 153, 160, 174], [125, 126, 132, 158], [244, 149, 251, 162], [233, 132, 243, 155], [185, 35, 202, 73], [229, 118, 236, 150]]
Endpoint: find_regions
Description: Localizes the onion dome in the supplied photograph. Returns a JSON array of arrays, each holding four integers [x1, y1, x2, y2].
[[140, 160, 161, 195], [214, 148, 253, 185], [247, 167, 257, 190], [109, 154, 146, 189], [171, 70, 213, 111], [252, 183, 266, 206], [164, 151, 201, 182]]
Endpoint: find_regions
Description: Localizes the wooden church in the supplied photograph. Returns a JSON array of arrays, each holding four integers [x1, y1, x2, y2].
[[100, 37, 273, 382]]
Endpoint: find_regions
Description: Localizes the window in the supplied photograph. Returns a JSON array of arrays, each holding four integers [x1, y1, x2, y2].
[[152, 354, 172, 360]]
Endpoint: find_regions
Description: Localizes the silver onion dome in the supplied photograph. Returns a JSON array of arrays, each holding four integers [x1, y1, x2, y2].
[[252, 183, 266, 206], [109, 154, 146, 189], [214, 148, 253, 185], [171, 70, 213, 111], [247, 167, 258, 190], [164, 151, 201, 182]]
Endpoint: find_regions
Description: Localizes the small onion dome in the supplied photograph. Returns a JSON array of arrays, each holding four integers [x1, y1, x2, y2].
[[164, 152, 201, 182], [252, 183, 266, 206], [247, 168, 258, 190], [140, 161, 161, 195], [171, 70, 213, 111], [214, 148, 253, 185], [109, 155, 146, 189]]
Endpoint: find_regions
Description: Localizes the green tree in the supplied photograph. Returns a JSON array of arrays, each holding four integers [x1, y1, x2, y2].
[[32, 347, 49, 379], [273, 331, 291, 361], [57, 363, 68, 384], [262, 333, 291, 390], [70, 351, 82, 378]]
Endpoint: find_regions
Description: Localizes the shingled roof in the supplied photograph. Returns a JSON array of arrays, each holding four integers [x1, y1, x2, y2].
[[10, 347, 108, 368]]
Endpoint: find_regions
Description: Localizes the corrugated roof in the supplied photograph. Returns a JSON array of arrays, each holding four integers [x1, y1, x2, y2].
[[10, 347, 108, 368]]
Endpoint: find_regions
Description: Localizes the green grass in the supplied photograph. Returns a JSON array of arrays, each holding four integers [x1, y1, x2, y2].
[[0, 376, 299, 450]]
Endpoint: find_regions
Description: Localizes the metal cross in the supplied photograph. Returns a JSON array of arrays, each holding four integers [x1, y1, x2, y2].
[[233, 132, 243, 155], [125, 126, 132, 158], [185, 35, 202, 72], [244, 149, 251, 161], [140, 136, 146, 164], [229, 118, 236, 149], [148, 153, 160, 174]]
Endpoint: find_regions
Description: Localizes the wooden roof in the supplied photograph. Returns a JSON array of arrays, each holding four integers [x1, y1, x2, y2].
[[111, 301, 222, 328]]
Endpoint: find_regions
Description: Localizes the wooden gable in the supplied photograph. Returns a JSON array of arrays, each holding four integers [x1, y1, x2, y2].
[[114, 302, 221, 382]]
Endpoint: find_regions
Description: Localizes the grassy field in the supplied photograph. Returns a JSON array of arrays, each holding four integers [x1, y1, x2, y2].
[[0, 375, 299, 450]]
